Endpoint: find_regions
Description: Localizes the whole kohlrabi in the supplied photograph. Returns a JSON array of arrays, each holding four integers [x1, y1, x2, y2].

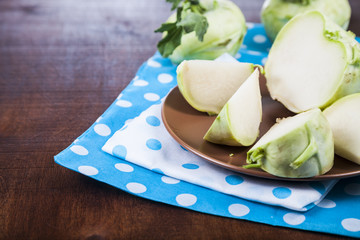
[[261, 0, 351, 41], [155, 0, 247, 64]]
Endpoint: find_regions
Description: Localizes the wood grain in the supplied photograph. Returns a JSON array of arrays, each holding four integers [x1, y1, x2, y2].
[[0, 0, 359, 239]]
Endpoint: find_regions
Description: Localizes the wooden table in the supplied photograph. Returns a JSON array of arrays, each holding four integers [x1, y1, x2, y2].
[[1, 0, 359, 239]]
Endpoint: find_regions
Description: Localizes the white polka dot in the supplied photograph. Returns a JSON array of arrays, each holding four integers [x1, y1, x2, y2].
[[176, 193, 197, 206], [158, 73, 173, 83], [70, 145, 88, 155], [95, 116, 103, 123], [241, 44, 247, 49], [342, 218, 360, 232], [283, 213, 306, 225], [147, 58, 162, 67], [253, 34, 267, 44], [261, 57, 268, 65], [117, 93, 123, 100], [133, 79, 149, 86], [246, 50, 262, 56], [246, 22, 255, 29], [344, 183, 360, 195], [115, 163, 134, 172], [228, 204, 250, 217], [144, 93, 160, 101], [235, 53, 241, 59], [116, 100, 132, 107], [316, 199, 336, 208], [161, 176, 180, 184], [94, 124, 111, 136], [78, 166, 99, 176], [73, 138, 79, 144], [126, 182, 147, 194]]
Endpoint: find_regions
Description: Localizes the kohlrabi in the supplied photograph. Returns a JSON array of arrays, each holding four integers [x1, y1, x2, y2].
[[155, 0, 247, 64], [245, 108, 334, 178], [204, 69, 262, 146], [265, 11, 360, 113], [176, 59, 255, 115], [324, 93, 360, 165], [261, 0, 351, 42]]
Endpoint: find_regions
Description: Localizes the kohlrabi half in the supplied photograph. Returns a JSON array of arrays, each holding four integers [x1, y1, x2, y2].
[[245, 108, 334, 178], [324, 93, 360, 165], [204, 69, 262, 146], [155, 0, 247, 64], [177, 59, 255, 115], [261, 0, 351, 42], [265, 11, 360, 113]]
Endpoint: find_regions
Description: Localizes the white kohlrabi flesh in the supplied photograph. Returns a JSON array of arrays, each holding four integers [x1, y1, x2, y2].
[[261, 0, 351, 42], [166, 0, 247, 64], [324, 93, 360, 165], [245, 108, 334, 178], [204, 69, 262, 146], [177, 59, 255, 115], [265, 11, 360, 113]]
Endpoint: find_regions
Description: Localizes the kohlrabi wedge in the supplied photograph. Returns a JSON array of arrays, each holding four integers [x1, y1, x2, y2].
[[261, 0, 351, 42], [245, 108, 334, 178], [265, 11, 360, 113], [177, 59, 255, 115], [204, 69, 262, 146], [324, 93, 360, 165]]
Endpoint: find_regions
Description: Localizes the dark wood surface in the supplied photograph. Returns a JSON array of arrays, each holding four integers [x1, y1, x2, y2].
[[1, 0, 359, 239]]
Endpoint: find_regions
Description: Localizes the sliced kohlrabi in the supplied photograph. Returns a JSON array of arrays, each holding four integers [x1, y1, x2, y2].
[[203, 69, 262, 146], [265, 11, 360, 113], [323, 93, 360, 165], [177, 59, 255, 115], [245, 108, 334, 178], [261, 0, 351, 42]]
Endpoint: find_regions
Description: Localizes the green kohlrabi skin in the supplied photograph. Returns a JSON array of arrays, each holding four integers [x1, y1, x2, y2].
[[167, 0, 247, 64], [245, 108, 334, 178], [261, 0, 351, 41]]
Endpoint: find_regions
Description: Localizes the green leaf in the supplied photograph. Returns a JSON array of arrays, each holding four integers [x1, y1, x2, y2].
[[154, 22, 177, 33], [177, 12, 208, 41], [157, 26, 183, 57], [194, 15, 208, 41]]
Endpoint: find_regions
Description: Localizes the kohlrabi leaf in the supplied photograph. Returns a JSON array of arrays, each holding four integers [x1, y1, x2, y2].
[[177, 12, 208, 41]]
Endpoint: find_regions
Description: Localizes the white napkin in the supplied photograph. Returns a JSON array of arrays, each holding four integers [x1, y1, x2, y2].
[[102, 101, 337, 211]]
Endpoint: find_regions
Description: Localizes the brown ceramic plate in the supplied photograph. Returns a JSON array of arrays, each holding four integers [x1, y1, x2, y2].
[[161, 74, 360, 181]]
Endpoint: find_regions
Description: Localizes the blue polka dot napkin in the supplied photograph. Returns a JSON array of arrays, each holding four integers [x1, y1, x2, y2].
[[55, 23, 360, 238]]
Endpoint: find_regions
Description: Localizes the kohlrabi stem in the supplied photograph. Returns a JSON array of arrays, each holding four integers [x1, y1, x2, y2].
[[290, 134, 318, 169], [244, 148, 264, 169]]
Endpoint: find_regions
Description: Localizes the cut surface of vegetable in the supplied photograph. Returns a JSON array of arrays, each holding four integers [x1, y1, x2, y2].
[[204, 69, 262, 146], [324, 93, 360, 165], [265, 11, 360, 113], [261, 0, 351, 42], [245, 108, 334, 178], [177, 59, 254, 115]]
